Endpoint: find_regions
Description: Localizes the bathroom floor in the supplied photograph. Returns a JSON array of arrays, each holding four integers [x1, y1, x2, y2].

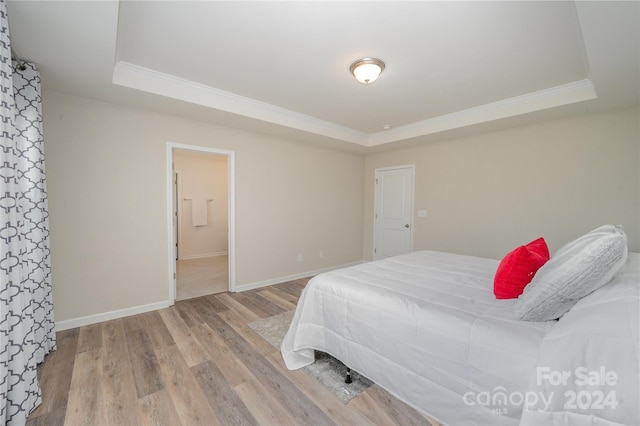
[[176, 255, 228, 300]]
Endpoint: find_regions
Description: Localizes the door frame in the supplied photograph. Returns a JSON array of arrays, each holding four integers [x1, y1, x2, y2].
[[174, 170, 182, 261], [166, 142, 236, 303], [373, 164, 415, 260]]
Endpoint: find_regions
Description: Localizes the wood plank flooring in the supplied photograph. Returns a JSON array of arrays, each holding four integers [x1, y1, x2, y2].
[[27, 278, 440, 426]]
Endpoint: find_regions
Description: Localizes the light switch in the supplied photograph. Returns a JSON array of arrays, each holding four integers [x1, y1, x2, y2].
[[417, 210, 427, 218]]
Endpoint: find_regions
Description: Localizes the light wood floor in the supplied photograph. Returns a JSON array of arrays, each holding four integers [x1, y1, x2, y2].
[[27, 278, 439, 426], [176, 255, 229, 300]]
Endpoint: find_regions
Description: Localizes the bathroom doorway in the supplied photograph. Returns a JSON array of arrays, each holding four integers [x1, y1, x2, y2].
[[167, 143, 235, 302]]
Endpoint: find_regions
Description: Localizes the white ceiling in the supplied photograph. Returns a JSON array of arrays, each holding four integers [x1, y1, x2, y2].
[[6, 1, 639, 152]]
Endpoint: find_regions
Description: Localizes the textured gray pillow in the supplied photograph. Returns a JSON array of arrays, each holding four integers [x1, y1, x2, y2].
[[515, 225, 628, 321]]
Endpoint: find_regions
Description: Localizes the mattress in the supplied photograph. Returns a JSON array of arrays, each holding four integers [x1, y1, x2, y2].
[[281, 250, 555, 425]]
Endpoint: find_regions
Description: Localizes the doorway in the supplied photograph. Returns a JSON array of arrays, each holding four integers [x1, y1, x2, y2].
[[373, 165, 415, 260], [167, 143, 236, 303]]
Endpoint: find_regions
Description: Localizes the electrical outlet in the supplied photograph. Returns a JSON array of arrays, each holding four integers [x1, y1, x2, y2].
[[297, 254, 303, 262], [319, 250, 324, 258]]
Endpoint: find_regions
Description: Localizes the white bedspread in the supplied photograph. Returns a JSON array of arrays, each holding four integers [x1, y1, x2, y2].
[[520, 253, 639, 426], [281, 251, 555, 425]]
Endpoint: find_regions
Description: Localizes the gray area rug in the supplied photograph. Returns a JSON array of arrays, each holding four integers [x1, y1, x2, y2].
[[249, 310, 373, 403]]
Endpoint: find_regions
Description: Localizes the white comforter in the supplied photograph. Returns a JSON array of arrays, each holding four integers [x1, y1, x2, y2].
[[520, 253, 639, 426], [281, 251, 555, 425]]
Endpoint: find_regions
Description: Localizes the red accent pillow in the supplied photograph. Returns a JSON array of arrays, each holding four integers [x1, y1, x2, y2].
[[494, 237, 550, 299]]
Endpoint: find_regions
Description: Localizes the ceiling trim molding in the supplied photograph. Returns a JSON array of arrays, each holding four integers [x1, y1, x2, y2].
[[368, 79, 597, 146], [114, 61, 596, 148], [112, 61, 370, 146]]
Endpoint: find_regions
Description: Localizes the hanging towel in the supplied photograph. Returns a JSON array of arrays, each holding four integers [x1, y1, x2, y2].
[[191, 199, 208, 227]]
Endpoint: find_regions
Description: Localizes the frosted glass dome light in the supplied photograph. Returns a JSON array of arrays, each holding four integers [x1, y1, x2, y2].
[[350, 58, 385, 84]]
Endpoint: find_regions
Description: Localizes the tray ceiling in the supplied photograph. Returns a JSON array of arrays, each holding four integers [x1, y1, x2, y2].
[[7, 1, 639, 150]]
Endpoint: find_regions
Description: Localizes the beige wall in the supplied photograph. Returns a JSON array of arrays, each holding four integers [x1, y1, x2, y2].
[[43, 87, 638, 325], [43, 90, 364, 323], [363, 107, 640, 260], [174, 151, 228, 259]]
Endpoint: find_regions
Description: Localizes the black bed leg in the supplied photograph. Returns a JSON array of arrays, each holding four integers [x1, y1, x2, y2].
[[345, 368, 352, 384]]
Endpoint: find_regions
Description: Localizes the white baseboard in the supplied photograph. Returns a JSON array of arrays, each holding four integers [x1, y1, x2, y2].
[[235, 260, 363, 292], [179, 251, 228, 260], [55, 260, 363, 330], [55, 300, 171, 332]]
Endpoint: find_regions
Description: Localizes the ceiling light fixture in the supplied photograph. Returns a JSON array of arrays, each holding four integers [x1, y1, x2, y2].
[[350, 57, 385, 84]]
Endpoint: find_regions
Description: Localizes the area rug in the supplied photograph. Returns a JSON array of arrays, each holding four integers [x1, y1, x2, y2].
[[249, 311, 373, 403]]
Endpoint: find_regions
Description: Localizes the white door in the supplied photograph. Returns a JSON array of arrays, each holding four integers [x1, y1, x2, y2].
[[373, 166, 414, 260]]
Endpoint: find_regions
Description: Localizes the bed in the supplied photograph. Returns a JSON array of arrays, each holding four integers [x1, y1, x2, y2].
[[281, 227, 639, 425]]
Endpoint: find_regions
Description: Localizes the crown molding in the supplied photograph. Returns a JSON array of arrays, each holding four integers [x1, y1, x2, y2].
[[112, 61, 370, 146], [114, 61, 596, 148], [367, 79, 597, 146]]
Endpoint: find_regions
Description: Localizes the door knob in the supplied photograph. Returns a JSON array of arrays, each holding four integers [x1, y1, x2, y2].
[[405, 224, 410, 228]]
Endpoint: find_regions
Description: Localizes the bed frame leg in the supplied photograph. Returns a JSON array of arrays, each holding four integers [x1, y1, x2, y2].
[[345, 368, 352, 384]]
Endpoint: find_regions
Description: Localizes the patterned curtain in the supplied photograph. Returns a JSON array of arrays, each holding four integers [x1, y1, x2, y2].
[[0, 0, 56, 424]]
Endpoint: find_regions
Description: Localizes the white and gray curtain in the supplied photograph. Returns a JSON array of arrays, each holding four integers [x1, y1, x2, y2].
[[0, 0, 56, 424]]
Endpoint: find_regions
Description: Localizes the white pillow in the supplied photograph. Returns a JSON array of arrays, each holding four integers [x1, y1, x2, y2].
[[515, 225, 628, 321]]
